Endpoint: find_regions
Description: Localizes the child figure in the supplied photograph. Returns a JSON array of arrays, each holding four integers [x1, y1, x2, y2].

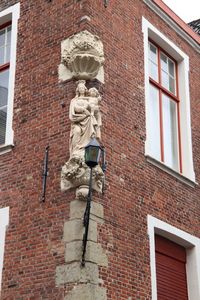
[[88, 87, 102, 139], [88, 87, 101, 117]]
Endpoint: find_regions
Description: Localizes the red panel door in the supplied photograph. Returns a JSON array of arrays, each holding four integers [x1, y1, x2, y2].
[[155, 235, 188, 300]]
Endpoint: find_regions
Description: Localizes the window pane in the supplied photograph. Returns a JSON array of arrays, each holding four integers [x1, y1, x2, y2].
[[169, 76, 175, 94], [6, 26, 11, 45], [149, 43, 158, 81], [0, 47, 5, 65], [5, 26, 11, 62], [161, 53, 168, 72], [161, 53, 176, 95], [148, 85, 161, 160], [0, 29, 5, 47], [0, 69, 9, 107], [5, 45, 10, 63], [161, 70, 169, 90], [149, 61, 158, 81], [168, 59, 175, 77], [161, 71, 176, 95], [0, 106, 7, 145], [162, 94, 179, 170], [149, 43, 157, 62]]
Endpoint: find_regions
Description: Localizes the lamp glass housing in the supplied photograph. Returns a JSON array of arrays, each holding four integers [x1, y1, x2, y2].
[[85, 138, 101, 168]]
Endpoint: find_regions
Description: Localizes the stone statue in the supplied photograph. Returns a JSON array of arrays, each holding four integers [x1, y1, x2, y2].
[[69, 80, 102, 158], [61, 80, 104, 199]]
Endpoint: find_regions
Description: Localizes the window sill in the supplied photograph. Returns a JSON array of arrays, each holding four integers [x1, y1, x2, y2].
[[0, 144, 14, 155], [146, 155, 197, 188]]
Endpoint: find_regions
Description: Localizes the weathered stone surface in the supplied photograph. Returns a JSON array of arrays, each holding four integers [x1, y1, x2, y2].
[[55, 262, 99, 286], [70, 200, 104, 222], [70, 200, 86, 219], [65, 241, 108, 266], [91, 201, 104, 222], [64, 284, 107, 300], [60, 80, 105, 198], [59, 30, 105, 82], [63, 219, 97, 242]]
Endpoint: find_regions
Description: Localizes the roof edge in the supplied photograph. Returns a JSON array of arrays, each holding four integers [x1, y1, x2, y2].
[[152, 0, 200, 44]]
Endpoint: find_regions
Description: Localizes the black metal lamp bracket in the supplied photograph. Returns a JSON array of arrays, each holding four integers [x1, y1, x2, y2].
[[41, 146, 49, 202], [81, 167, 93, 267]]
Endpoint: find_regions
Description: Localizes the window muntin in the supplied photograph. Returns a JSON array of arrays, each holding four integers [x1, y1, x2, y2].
[[0, 22, 11, 146], [148, 41, 182, 172]]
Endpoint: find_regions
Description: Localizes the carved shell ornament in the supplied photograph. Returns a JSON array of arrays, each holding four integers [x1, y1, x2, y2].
[[62, 31, 104, 80]]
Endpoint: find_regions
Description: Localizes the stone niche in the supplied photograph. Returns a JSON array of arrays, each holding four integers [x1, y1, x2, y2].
[[58, 30, 105, 83]]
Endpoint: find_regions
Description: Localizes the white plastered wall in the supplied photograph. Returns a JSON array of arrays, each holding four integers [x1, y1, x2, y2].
[[142, 17, 195, 182], [0, 3, 20, 148], [148, 215, 200, 300], [0, 207, 9, 293]]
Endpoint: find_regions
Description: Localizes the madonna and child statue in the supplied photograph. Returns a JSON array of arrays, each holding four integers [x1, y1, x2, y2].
[[61, 80, 104, 199]]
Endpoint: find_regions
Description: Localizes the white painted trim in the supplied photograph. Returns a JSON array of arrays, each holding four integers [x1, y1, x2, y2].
[[148, 215, 200, 300], [143, 0, 200, 54], [0, 3, 20, 148], [146, 155, 197, 187], [142, 17, 195, 183], [0, 207, 9, 293]]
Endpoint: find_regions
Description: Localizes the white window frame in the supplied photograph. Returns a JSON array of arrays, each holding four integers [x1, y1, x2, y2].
[[142, 17, 195, 184], [0, 3, 20, 153], [148, 215, 200, 300], [0, 207, 9, 294]]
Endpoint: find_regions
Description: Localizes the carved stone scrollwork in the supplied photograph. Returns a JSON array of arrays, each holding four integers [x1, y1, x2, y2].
[[59, 31, 105, 82], [61, 80, 104, 200]]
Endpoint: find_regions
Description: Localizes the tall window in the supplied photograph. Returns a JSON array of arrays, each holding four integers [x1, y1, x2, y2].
[[0, 3, 20, 152], [0, 22, 12, 145], [143, 18, 195, 183], [148, 41, 181, 172]]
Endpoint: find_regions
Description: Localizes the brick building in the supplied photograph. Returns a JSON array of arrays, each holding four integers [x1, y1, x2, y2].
[[0, 0, 200, 299]]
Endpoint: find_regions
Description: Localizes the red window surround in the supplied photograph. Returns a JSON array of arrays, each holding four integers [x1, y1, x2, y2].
[[149, 40, 182, 173]]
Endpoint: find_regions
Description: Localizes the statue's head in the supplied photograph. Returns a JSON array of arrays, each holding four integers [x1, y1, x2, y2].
[[76, 80, 87, 96], [88, 87, 100, 98]]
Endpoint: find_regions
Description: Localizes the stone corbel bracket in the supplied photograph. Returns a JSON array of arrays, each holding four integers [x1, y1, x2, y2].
[[58, 30, 105, 83]]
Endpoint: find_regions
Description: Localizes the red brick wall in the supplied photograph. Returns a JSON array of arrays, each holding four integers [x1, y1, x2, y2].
[[0, 0, 200, 299]]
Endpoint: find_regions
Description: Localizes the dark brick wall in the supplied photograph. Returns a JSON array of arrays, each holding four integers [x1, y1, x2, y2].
[[0, 0, 200, 299]]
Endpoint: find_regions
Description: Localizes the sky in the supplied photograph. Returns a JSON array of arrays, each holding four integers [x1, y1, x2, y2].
[[163, 0, 200, 23]]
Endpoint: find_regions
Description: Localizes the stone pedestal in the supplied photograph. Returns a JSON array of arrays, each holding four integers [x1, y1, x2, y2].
[[56, 200, 107, 300]]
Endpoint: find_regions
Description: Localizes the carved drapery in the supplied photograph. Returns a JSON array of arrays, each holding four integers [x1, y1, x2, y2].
[[61, 80, 104, 199]]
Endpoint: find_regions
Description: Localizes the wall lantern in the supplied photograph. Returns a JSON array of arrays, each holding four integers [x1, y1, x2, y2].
[[82, 138, 102, 266], [85, 138, 102, 168]]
